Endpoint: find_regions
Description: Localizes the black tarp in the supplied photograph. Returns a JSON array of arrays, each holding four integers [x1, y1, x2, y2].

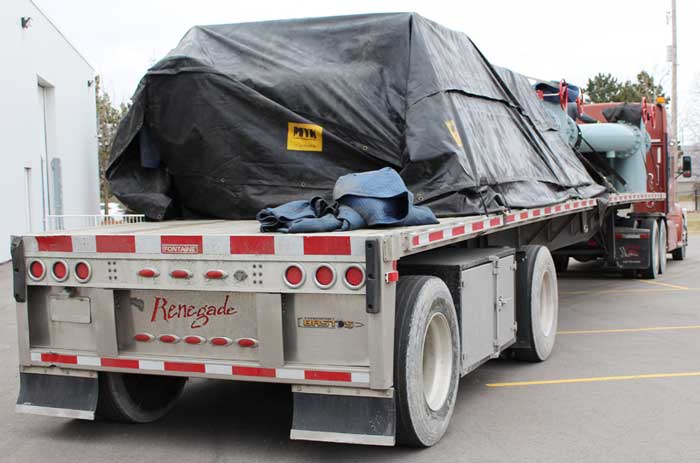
[[107, 13, 605, 221]]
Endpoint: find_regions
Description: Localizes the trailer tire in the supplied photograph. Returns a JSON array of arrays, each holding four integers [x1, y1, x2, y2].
[[97, 373, 186, 423], [510, 245, 558, 362], [394, 276, 460, 447], [657, 220, 667, 274], [553, 254, 569, 273], [639, 219, 659, 279]]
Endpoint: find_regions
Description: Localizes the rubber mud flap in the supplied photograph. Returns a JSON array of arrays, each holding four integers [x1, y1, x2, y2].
[[16, 372, 98, 420], [291, 392, 396, 446]]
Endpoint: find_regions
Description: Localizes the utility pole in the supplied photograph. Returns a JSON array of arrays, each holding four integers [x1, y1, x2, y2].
[[670, 0, 678, 149]]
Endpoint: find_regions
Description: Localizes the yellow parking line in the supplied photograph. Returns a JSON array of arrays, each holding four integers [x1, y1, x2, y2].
[[636, 280, 690, 290], [558, 324, 700, 335], [487, 371, 700, 388]]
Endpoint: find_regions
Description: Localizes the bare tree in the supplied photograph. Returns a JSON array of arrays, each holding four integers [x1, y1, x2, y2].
[[680, 73, 700, 144]]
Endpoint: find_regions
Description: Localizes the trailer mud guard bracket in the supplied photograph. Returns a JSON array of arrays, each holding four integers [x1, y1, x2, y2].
[[11, 236, 26, 303], [291, 391, 396, 446], [16, 372, 98, 420]]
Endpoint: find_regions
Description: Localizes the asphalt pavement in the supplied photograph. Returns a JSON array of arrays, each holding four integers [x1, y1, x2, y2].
[[1, 237, 699, 462]]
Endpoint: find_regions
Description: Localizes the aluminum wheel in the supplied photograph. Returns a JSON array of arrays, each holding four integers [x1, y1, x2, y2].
[[422, 312, 453, 411], [538, 268, 556, 337]]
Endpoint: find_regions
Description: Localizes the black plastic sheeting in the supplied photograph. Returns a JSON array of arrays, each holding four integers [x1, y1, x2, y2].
[[107, 13, 605, 221]]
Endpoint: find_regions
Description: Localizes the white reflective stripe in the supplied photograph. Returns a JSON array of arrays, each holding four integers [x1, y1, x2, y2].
[[77, 356, 101, 367], [290, 429, 394, 446], [16, 404, 95, 421], [202, 235, 229, 256], [351, 372, 370, 384], [349, 236, 366, 256], [275, 235, 303, 256], [135, 235, 160, 254], [24, 237, 38, 252], [30, 352, 42, 362], [72, 236, 96, 253], [205, 363, 232, 375], [138, 360, 165, 371], [276, 368, 305, 380]]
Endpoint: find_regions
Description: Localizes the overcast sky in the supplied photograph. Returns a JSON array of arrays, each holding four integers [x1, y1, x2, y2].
[[35, 0, 699, 143]]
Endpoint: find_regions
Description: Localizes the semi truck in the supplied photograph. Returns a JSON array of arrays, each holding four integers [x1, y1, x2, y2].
[[11, 14, 691, 448]]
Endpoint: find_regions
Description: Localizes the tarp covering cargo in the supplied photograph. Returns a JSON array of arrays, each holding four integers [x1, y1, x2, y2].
[[107, 13, 605, 221]]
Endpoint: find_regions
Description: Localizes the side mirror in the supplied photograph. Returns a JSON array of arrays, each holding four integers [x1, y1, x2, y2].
[[682, 155, 692, 178]]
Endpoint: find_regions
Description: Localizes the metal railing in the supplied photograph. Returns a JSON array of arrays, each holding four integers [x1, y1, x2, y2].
[[46, 214, 146, 231]]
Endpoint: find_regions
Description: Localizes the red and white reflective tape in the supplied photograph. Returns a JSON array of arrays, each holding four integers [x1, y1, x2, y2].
[[607, 192, 665, 204], [27, 234, 366, 258], [409, 198, 598, 250], [29, 351, 370, 384]]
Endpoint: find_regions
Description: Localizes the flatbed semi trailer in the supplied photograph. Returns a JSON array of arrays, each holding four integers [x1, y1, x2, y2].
[[11, 191, 665, 446]]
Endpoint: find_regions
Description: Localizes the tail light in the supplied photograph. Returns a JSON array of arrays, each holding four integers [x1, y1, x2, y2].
[[138, 268, 159, 278], [170, 269, 192, 279], [205, 269, 228, 279], [28, 260, 46, 281], [343, 265, 365, 289], [159, 334, 180, 343], [284, 264, 305, 288], [211, 336, 233, 346], [74, 261, 92, 283], [134, 333, 155, 342], [52, 260, 69, 282], [314, 264, 336, 289], [237, 338, 258, 348], [184, 335, 206, 345]]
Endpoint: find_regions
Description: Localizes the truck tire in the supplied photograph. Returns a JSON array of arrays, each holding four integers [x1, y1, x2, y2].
[[394, 276, 460, 447], [552, 254, 569, 273], [97, 372, 186, 423], [658, 219, 667, 274], [510, 245, 558, 362], [639, 219, 659, 279]]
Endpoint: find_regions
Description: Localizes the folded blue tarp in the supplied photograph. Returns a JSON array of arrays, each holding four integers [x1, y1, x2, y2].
[[257, 168, 438, 233]]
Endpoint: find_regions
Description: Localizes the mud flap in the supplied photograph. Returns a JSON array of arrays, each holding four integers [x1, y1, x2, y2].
[[290, 391, 396, 446], [16, 373, 98, 420]]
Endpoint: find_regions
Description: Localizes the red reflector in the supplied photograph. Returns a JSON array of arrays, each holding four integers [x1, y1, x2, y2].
[[639, 233, 649, 239], [41, 353, 78, 364], [75, 262, 90, 281], [184, 335, 205, 345], [205, 269, 227, 279], [237, 338, 257, 348], [233, 366, 275, 377], [164, 361, 205, 373], [134, 333, 154, 342], [101, 358, 139, 369], [52, 261, 68, 280], [138, 268, 158, 278], [615, 233, 623, 239], [170, 269, 191, 279], [345, 266, 365, 288], [385, 270, 400, 283], [304, 370, 352, 382], [29, 260, 45, 280], [159, 334, 180, 343], [210, 337, 233, 346], [284, 265, 304, 287], [315, 265, 335, 287]]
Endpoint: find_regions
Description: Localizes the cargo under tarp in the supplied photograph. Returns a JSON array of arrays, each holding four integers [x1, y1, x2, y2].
[[107, 13, 605, 221]]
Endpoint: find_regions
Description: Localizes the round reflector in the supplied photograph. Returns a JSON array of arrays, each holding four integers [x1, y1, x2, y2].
[[314, 265, 336, 288], [344, 265, 365, 289], [28, 260, 45, 280], [52, 261, 68, 281], [284, 265, 305, 288], [75, 261, 91, 282]]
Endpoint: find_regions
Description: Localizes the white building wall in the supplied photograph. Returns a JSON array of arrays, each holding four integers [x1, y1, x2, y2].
[[0, 0, 98, 261]]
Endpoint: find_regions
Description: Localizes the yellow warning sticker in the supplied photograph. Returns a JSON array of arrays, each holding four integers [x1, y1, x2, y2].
[[445, 120, 463, 147], [287, 122, 323, 152]]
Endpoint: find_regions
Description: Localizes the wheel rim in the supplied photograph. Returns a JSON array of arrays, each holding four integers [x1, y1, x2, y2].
[[651, 226, 659, 273], [538, 269, 556, 337], [422, 312, 453, 411]]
